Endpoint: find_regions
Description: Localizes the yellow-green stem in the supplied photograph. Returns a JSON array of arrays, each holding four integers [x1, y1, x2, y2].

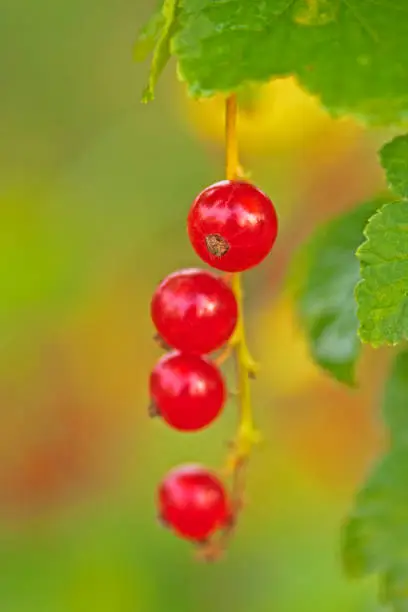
[[224, 95, 260, 474], [228, 275, 260, 465], [196, 95, 259, 560]]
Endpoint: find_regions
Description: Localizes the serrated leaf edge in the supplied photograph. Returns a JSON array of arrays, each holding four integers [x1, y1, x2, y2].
[[355, 198, 406, 347], [379, 134, 408, 200]]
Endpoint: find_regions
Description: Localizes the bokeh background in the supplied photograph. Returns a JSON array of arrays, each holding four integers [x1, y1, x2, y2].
[[0, 0, 395, 609]]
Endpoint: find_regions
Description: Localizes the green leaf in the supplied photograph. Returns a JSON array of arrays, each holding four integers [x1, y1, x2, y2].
[[342, 349, 408, 610], [140, 0, 179, 103], [382, 350, 408, 446], [356, 199, 408, 346], [380, 135, 408, 200], [342, 446, 408, 580], [293, 198, 381, 386], [381, 561, 408, 612], [171, 0, 408, 122], [133, 8, 165, 62]]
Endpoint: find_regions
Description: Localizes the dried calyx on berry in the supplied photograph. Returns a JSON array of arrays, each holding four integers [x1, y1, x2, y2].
[[205, 233, 230, 258], [148, 401, 161, 418]]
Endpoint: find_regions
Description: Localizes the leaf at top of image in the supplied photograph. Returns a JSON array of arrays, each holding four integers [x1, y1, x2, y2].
[[133, 7, 165, 62], [135, 0, 179, 102], [138, 0, 408, 122]]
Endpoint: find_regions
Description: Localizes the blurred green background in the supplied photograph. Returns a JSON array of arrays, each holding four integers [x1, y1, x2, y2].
[[0, 0, 393, 609]]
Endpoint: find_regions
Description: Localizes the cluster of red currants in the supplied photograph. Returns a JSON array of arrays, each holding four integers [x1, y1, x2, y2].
[[149, 180, 278, 545]]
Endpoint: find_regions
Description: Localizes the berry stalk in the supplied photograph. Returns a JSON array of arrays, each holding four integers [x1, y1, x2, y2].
[[195, 97, 260, 561], [151, 94, 277, 561], [225, 95, 239, 181], [224, 95, 260, 473]]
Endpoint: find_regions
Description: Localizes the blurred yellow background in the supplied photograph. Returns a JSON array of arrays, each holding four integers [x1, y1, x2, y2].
[[0, 0, 392, 609]]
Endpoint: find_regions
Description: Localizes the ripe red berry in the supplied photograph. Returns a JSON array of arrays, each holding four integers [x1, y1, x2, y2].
[[149, 352, 226, 431], [187, 180, 278, 272], [151, 268, 238, 355], [158, 464, 231, 541]]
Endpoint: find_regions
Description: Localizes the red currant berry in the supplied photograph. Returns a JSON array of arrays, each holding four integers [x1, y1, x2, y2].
[[149, 352, 226, 431], [151, 268, 238, 355], [158, 464, 231, 541], [187, 180, 278, 272]]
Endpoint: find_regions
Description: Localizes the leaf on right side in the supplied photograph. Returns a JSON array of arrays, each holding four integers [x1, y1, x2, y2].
[[356, 135, 408, 346], [380, 135, 408, 200], [292, 198, 382, 386], [342, 349, 408, 611], [382, 350, 408, 446]]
